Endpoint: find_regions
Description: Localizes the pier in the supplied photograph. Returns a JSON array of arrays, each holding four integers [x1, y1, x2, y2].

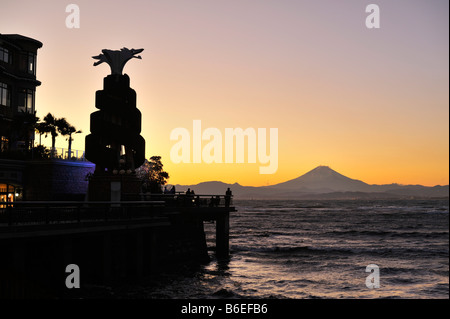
[[0, 195, 235, 298]]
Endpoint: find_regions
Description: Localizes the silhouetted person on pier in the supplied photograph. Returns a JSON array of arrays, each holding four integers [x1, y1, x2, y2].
[[214, 195, 220, 207], [185, 188, 195, 205], [170, 186, 176, 194], [225, 188, 232, 207]]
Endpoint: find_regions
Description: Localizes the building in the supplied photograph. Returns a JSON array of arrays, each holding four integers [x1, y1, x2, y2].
[[0, 34, 42, 203], [0, 34, 94, 203], [0, 34, 42, 152]]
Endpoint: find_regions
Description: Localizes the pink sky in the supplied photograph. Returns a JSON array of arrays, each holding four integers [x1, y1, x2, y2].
[[1, 0, 448, 186]]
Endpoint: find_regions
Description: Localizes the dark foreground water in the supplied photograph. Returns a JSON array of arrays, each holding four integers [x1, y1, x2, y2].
[[97, 199, 449, 299]]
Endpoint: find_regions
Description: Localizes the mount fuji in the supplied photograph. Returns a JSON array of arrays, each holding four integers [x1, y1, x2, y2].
[[174, 166, 449, 199]]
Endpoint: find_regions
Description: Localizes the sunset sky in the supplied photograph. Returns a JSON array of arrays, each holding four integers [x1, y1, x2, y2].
[[1, 0, 448, 186]]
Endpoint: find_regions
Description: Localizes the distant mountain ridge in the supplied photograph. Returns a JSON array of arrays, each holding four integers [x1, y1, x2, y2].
[[271, 166, 372, 193], [174, 166, 449, 199]]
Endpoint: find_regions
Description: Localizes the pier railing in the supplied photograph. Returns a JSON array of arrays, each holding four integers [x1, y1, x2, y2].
[[49, 147, 86, 161], [0, 201, 165, 227], [0, 194, 233, 227], [0, 147, 87, 161], [124, 193, 233, 208]]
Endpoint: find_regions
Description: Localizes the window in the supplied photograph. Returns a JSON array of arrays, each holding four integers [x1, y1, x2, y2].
[[0, 183, 16, 206], [18, 88, 34, 113], [18, 52, 36, 75], [0, 82, 10, 107], [19, 54, 27, 71], [0, 136, 8, 152], [0, 47, 10, 63], [28, 52, 36, 75]]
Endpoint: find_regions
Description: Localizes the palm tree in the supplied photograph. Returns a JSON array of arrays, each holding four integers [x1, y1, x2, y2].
[[22, 111, 39, 151], [56, 118, 82, 159], [35, 121, 50, 146], [11, 110, 39, 152], [42, 113, 59, 157]]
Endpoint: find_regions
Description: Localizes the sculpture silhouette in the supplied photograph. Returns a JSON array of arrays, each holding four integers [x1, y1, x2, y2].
[[92, 48, 144, 75], [86, 48, 145, 175]]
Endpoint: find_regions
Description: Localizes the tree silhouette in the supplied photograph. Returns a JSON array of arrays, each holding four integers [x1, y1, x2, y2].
[[35, 121, 50, 146], [136, 156, 169, 193], [42, 113, 59, 157], [10, 110, 39, 151], [56, 117, 82, 159]]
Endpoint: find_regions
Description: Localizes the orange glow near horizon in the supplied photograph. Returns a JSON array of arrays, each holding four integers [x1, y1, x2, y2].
[[1, 0, 448, 187]]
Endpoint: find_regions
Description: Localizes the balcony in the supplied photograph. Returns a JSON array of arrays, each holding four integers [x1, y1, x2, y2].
[[48, 147, 86, 161], [0, 146, 87, 161]]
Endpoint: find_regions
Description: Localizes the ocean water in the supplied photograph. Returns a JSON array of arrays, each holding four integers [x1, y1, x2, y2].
[[107, 199, 449, 299]]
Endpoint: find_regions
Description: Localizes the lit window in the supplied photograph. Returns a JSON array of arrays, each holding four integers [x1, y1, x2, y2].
[[0, 136, 8, 152], [0, 82, 11, 107], [18, 88, 34, 113], [18, 52, 36, 75], [28, 52, 36, 75], [0, 47, 10, 63]]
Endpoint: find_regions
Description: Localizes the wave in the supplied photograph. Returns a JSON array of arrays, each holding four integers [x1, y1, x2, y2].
[[323, 230, 449, 238], [231, 244, 359, 254], [323, 230, 392, 236], [230, 244, 449, 257]]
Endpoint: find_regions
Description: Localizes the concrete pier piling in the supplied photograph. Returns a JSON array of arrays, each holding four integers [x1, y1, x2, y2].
[[216, 211, 230, 259]]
